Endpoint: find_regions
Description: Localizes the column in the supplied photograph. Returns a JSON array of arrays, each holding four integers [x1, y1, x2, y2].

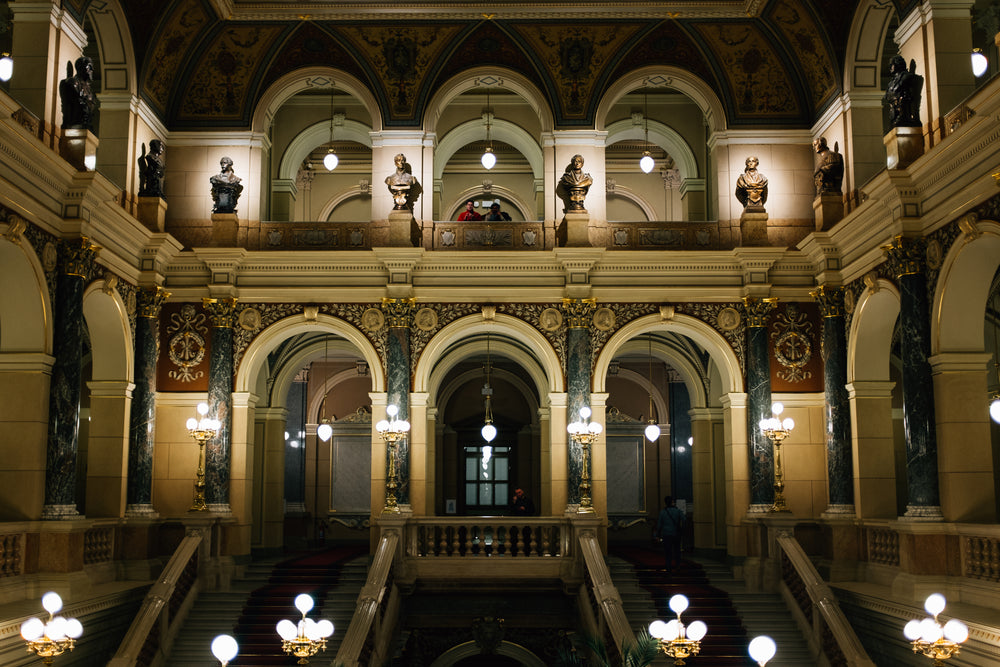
[[126, 286, 169, 516], [847, 381, 897, 518], [812, 286, 855, 516], [689, 408, 718, 549], [561, 298, 596, 507], [43, 237, 99, 519], [743, 296, 777, 513], [203, 297, 238, 514], [883, 236, 942, 519], [381, 297, 414, 506]]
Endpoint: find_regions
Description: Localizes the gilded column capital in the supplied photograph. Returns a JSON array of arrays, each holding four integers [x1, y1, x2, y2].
[[742, 296, 777, 328], [137, 286, 170, 318], [58, 237, 100, 277], [381, 297, 416, 328], [202, 297, 238, 328], [882, 235, 926, 278], [561, 297, 597, 329], [810, 286, 845, 318]]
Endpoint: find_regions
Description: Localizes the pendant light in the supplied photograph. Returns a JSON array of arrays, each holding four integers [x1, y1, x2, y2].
[[316, 338, 333, 442], [972, 48, 988, 78], [644, 335, 661, 441], [323, 88, 338, 171], [481, 87, 496, 170], [990, 285, 1000, 424], [0, 53, 12, 82], [481, 333, 497, 442], [639, 89, 655, 174]]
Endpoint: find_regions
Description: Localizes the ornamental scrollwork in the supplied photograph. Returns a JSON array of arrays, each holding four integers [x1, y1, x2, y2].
[[771, 303, 813, 383], [166, 304, 208, 383]]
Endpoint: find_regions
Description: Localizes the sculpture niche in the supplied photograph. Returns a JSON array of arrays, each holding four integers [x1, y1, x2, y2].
[[210, 157, 243, 214], [556, 154, 593, 212]]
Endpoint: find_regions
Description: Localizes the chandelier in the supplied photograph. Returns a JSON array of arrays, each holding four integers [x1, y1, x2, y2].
[[186, 401, 220, 512], [376, 404, 410, 513], [759, 402, 794, 512], [567, 406, 602, 513], [20, 592, 84, 664], [649, 594, 706, 665], [276, 593, 335, 664], [903, 593, 968, 664]]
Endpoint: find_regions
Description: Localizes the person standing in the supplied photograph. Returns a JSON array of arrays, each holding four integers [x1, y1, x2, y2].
[[458, 200, 483, 221], [510, 488, 535, 515], [484, 202, 511, 221], [654, 495, 685, 573]]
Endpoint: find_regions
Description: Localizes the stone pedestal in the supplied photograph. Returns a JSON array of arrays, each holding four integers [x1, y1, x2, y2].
[[137, 196, 168, 233], [388, 209, 415, 247], [813, 194, 844, 231], [884, 126, 924, 170], [740, 210, 768, 246], [564, 210, 590, 247], [59, 128, 98, 171], [211, 213, 238, 246]]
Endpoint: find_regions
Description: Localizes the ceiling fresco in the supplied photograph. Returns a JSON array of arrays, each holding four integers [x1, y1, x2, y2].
[[104, 0, 910, 130]]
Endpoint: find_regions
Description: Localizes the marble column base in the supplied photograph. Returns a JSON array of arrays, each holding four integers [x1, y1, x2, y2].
[[59, 128, 98, 171], [901, 504, 944, 521], [42, 503, 80, 520], [137, 196, 167, 233], [387, 210, 415, 246], [813, 194, 844, 231], [207, 502, 233, 516], [740, 210, 768, 246], [821, 503, 855, 519], [563, 211, 590, 247], [125, 503, 159, 518], [211, 213, 238, 246], [884, 126, 924, 170]]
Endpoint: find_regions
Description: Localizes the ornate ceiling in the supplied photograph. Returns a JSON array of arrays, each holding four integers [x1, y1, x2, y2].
[[65, 0, 916, 130]]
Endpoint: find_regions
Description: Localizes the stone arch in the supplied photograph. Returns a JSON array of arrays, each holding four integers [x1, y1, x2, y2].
[[424, 68, 554, 134], [843, 0, 898, 94], [429, 640, 547, 667], [86, 0, 137, 95], [605, 118, 699, 179], [611, 336, 709, 410], [82, 281, 133, 383], [434, 118, 544, 182], [318, 190, 372, 222], [251, 67, 383, 134], [848, 280, 900, 384], [605, 185, 656, 221], [277, 119, 374, 181], [437, 365, 541, 421], [236, 314, 385, 394], [0, 234, 52, 354], [932, 220, 1000, 354], [594, 66, 728, 135], [445, 185, 535, 222]]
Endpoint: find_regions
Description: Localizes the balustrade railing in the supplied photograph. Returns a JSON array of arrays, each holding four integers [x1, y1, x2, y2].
[[0, 532, 22, 577], [864, 524, 899, 566], [335, 530, 401, 667], [84, 524, 115, 565], [407, 517, 567, 558]]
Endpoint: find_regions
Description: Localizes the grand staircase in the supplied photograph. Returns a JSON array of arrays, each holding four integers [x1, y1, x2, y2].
[[609, 546, 813, 666]]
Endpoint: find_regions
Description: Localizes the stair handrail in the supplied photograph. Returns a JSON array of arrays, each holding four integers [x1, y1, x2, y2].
[[335, 529, 400, 667], [577, 528, 634, 661], [775, 532, 875, 667], [107, 532, 202, 667]]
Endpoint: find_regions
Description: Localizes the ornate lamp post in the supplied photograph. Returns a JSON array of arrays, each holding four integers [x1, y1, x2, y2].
[[903, 594, 969, 665], [649, 594, 707, 666], [276, 593, 335, 664], [20, 592, 83, 665], [210, 634, 238, 666], [567, 406, 602, 514], [186, 401, 220, 511], [759, 402, 794, 512], [376, 404, 410, 514]]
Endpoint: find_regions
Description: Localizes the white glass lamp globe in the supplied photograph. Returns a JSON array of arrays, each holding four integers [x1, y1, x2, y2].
[[903, 619, 923, 640], [317, 422, 333, 442], [294, 593, 314, 614], [748, 635, 777, 665], [211, 634, 239, 663], [990, 398, 1000, 424], [20, 617, 44, 641], [399, 419, 411, 432], [924, 593, 947, 617], [64, 618, 83, 639], [42, 592, 63, 614], [782, 417, 794, 431], [481, 422, 497, 442], [0, 54, 12, 82], [198, 402, 209, 416], [376, 419, 389, 433], [686, 620, 707, 641], [324, 150, 338, 171], [639, 152, 655, 173], [186, 417, 198, 430], [972, 48, 988, 77], [663, 619, 681, 640], [920, 618, 943, 643], [579, 406, 591, 420], [943, 619, 969, 643], [304, 618, 321, 640], [645, 422, 661, 441], [648, 619, 667, 639], [316, 619, 334, 638], [669, 594, 689, 615], [47, 617, 67, 640], [481, 148, 496, 170], [771, 402, 784, 415], [589, 422, 603, 435], [276, 619, 298, 640]]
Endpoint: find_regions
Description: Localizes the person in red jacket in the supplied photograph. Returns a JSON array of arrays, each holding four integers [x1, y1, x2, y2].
[[458, 200, 483, 221]]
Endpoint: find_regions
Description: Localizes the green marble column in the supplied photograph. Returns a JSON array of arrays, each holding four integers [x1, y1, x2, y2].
[[561, 298, 596, 507], [43, 238, 99, 519], [381, 297, 415, 506], [203, 297, 238, 513], [743, 296, 777, 512]]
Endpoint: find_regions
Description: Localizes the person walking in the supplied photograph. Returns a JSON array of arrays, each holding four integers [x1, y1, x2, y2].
[[654, 495, 685, 573]]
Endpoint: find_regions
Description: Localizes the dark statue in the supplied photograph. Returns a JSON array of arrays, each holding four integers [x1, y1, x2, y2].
[[884, 55, 924, 128], [137, 140, 166, 198], [735, 156, 768, 211], [59, 56, 97, 131], [385, 153, 421, 210], [556, 154, 593, 212], [210, 156, 243, 214], [813, 137, 844, 196]]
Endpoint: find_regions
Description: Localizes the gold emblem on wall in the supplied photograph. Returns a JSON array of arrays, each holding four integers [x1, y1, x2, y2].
[[166, 304, 208, 383], [771, 303, 813, 383]]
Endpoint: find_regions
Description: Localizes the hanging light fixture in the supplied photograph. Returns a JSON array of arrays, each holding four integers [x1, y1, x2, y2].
[[639, 89, 655, 174], [316, 338, 333, 442], [0, 53, 12, 82], [481, 86, 496, 170], [645, 335, 661, 441], [481, 332, 497, 442], [989, 285, 1000, 424], [323, 88, 339, 171], [972, 48, 988, 78]]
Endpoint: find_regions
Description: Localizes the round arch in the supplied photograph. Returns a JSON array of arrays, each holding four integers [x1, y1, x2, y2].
[[307, 367, 370, 422], [0, 234, 52, 354], [318, 190, 372, 222], [424, 68, 555, 134], [438, 365, 541, 422], [605, 118, 699, 179], [278, 119, 374, 180], [261, 336, 372, 415], [594, 66, 728, 135], [611, 367, 669, 420], [848, 280, 901, 384], [932, 221, 1000, 354], [82, 282, 133, 383], [445, 185, 535, 222], [605, 185, 656, 221], [434, 119, 544, 181], [612, 337, 709, 410], [429, 640, 547, 667], [86, 0, 137, 95], [843, 0, 898, 94], [415, 315, 563, 398], [594, 314, 742, 396], [236, 314, 385, 394], [251, 67, 383, 134]]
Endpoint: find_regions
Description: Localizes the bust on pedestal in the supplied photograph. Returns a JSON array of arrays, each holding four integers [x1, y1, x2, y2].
[[210, 156, 243, 246], [812, 137, 844, 231], [882, 55, 925, 169], [385, 153, 421, 246], [58, 57, 99, 171], [557, 154, 593, 246], [137, 140, 167, 232], [736, 156, 768, 246]]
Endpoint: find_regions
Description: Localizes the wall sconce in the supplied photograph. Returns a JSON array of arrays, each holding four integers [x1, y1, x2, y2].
[[211, 635, 239, 666], [21, 592, 83, 663], [759, 402, 794, 512], [903, 593, 968, 664], [276, 594, 334, 664], [186, 402, 220, 512], [649, 594, 707, 665]]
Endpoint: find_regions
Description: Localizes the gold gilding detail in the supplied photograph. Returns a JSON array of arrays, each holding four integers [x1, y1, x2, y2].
[[381, 297, 416, 328], [561, 297, 597, 329], [810, 285, 844, 318], [742, 296, 777, 328], [138, 286, 170, 318], [59, 237, 100, 278], [202, 297, 238, 328], [881, 235, 925, 278]]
